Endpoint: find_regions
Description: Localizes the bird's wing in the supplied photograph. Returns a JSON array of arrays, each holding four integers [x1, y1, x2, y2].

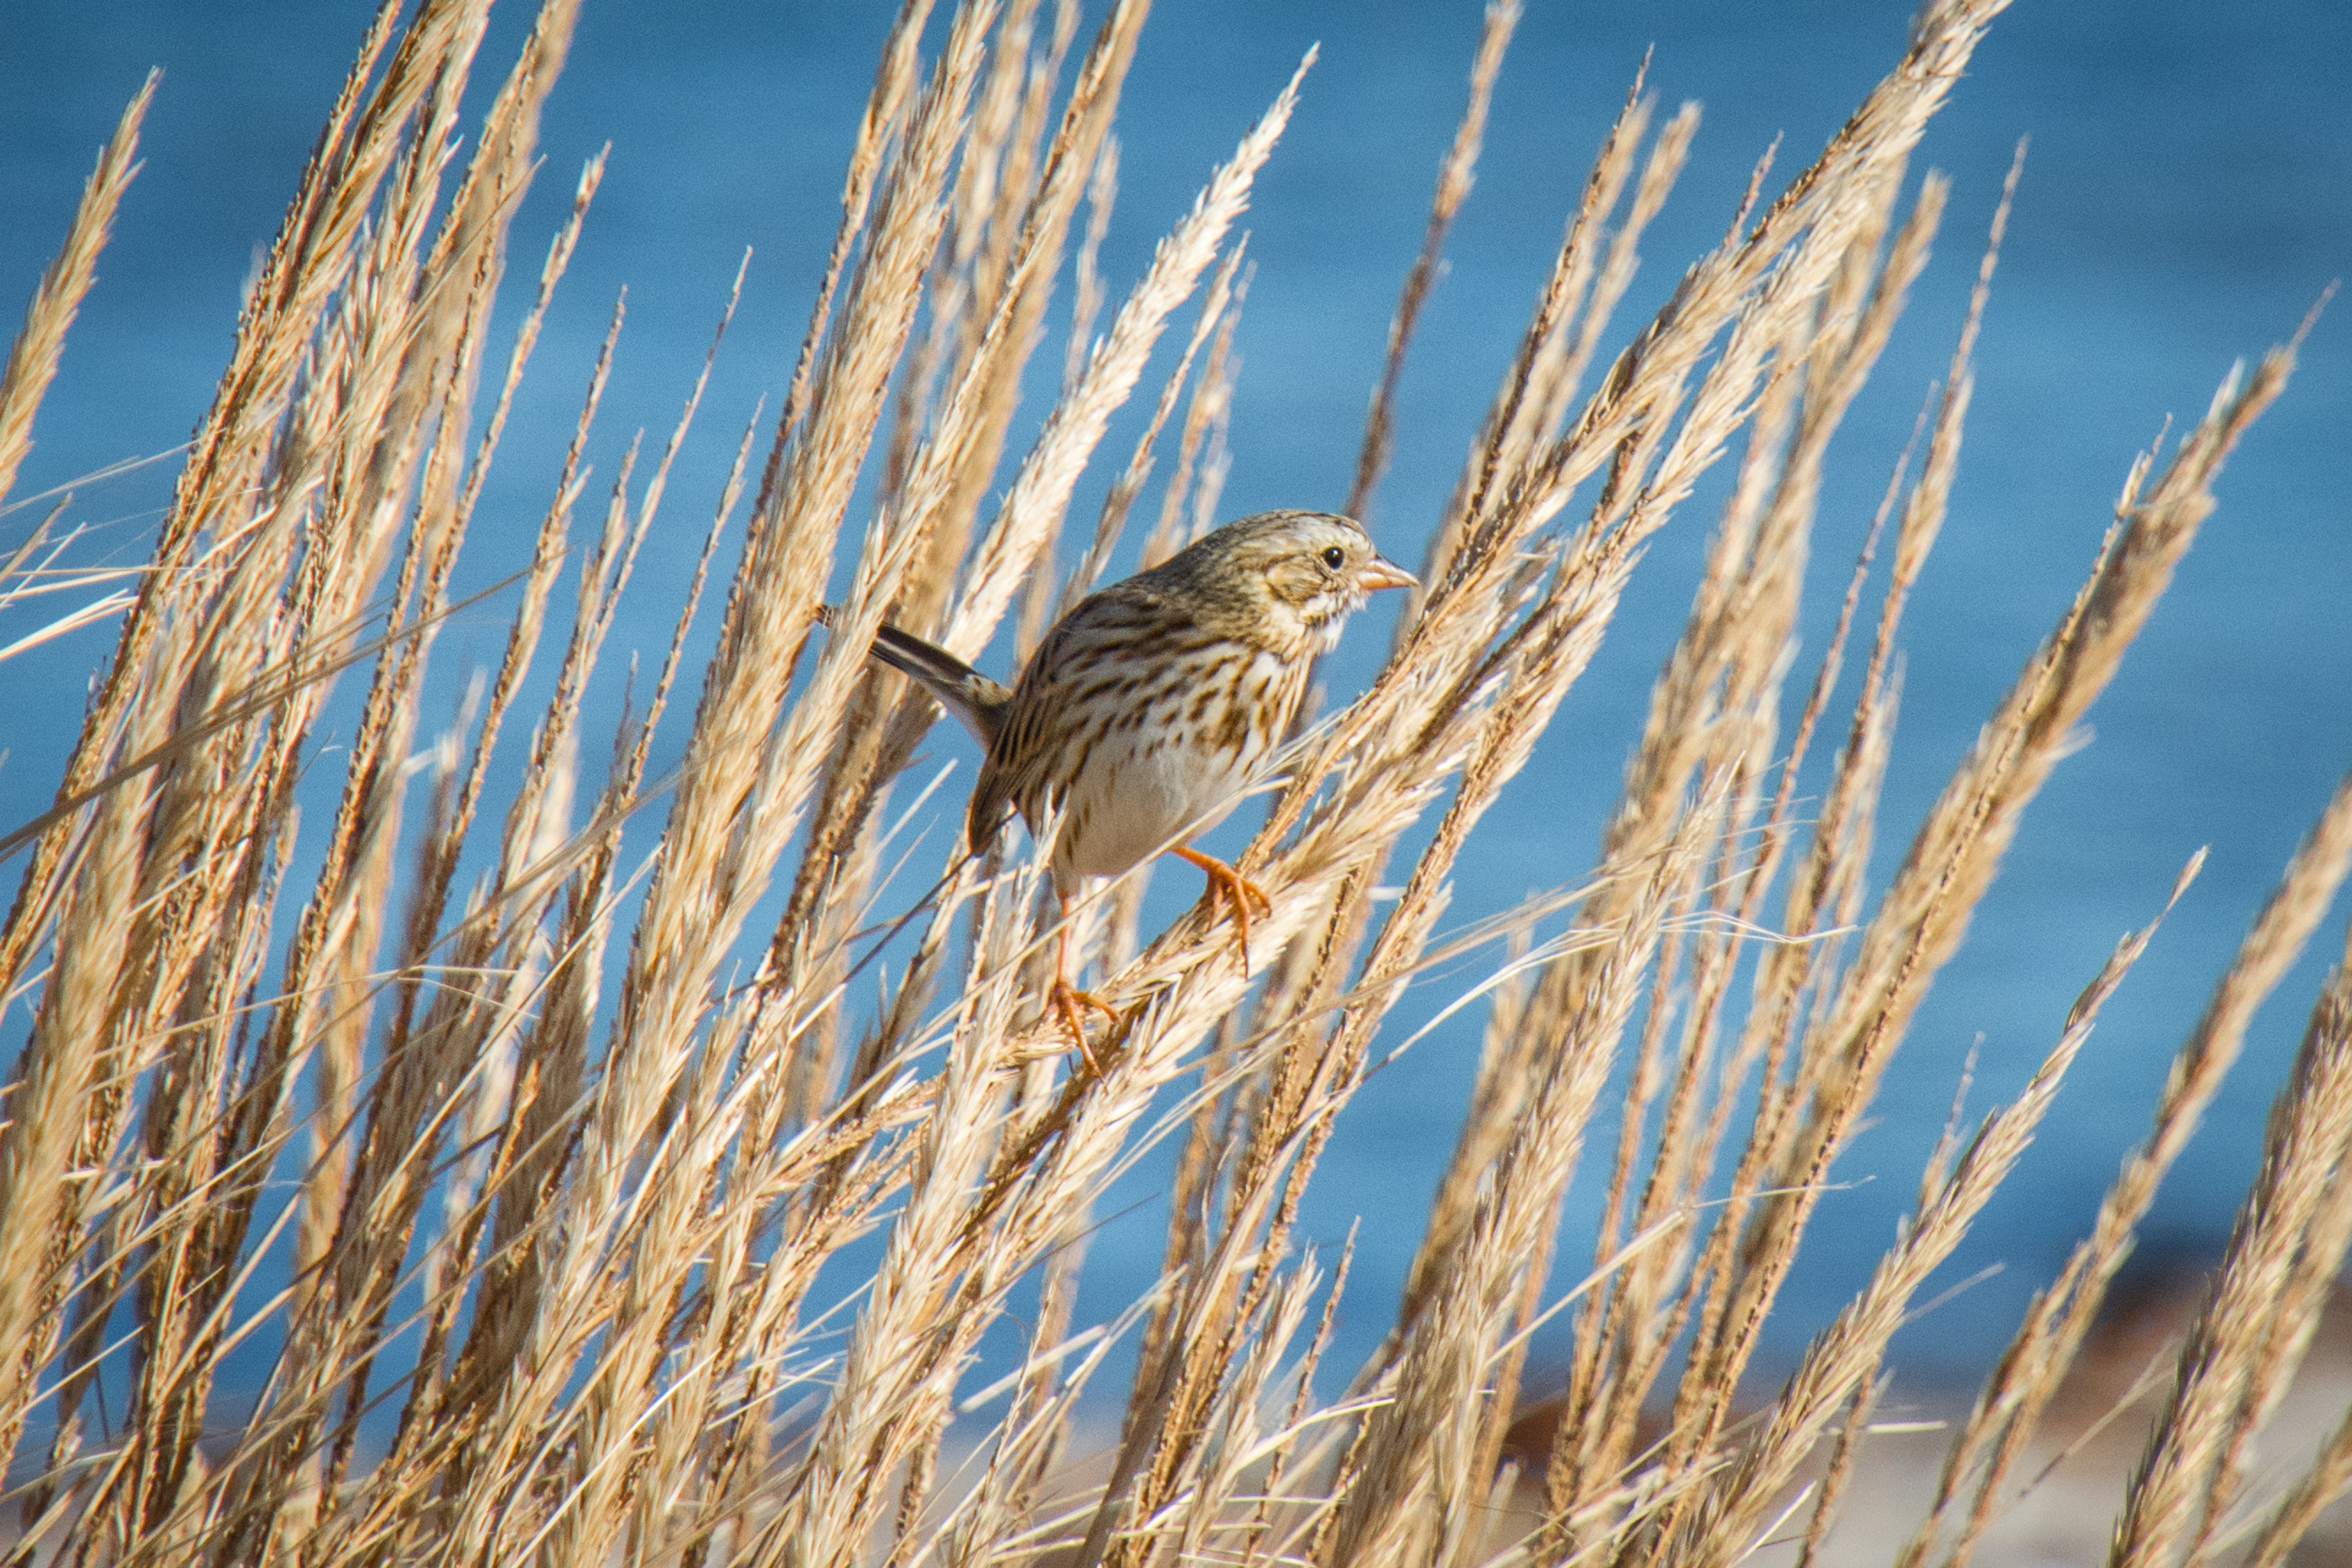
[[962, 596, 1112, 854]]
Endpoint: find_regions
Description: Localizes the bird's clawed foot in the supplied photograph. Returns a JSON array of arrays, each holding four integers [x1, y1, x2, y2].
[[1172, 845, 1274, 978], [1050, 977, 1125, 1068]]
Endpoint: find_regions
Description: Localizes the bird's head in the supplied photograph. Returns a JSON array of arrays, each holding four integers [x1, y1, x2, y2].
[[1160, 510, 1417, 652]]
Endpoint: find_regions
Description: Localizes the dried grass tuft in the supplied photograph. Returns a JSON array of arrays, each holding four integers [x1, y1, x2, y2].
[[0, 1, 2333, 1565]]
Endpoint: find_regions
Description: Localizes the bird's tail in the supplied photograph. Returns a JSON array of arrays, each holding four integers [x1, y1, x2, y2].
[[814, 606, 1011, 749]]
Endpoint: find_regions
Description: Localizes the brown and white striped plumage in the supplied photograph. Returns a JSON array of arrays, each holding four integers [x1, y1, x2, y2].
[[862, 510, 1414, 894]]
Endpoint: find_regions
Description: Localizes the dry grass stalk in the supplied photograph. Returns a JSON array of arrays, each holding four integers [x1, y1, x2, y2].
[[1322, 802, 1721, 1568], [1139, 251, 1246, 573], [1065, 242, 1243, 608], [1626, 194, 2297, 1568], [0, 75, 154, 510], [1634, 851, 2194, 1568], [1525, 165, 1945, 1496], [1344, 0, 1520, 527], [1537, 159, 1985, 1545], [1900, 761, 2352, 1568], [2247, 1295, 2352, 1568], [0, 510, 146, 666], [1038, 13, 2035, 1567], [769, 0, 1115, 1129], [0, 1, 2331, 1565], [0, 6, 571, 1527], [2106, 785, 2352, 1568]]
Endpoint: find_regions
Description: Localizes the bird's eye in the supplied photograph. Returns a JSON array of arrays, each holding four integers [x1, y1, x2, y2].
[[1320, 546, 1346, 571]]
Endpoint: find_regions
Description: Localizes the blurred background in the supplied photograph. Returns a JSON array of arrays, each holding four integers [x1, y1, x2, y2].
[[3, 0, 2347, 1393]]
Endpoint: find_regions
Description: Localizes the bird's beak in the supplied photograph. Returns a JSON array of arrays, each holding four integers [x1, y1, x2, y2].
[[1355, 556, 1417, 593]]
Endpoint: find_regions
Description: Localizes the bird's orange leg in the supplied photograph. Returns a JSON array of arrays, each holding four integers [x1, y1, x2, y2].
[[1172, 845, 1273, 978], [1049, 893, 1121, 1066]]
